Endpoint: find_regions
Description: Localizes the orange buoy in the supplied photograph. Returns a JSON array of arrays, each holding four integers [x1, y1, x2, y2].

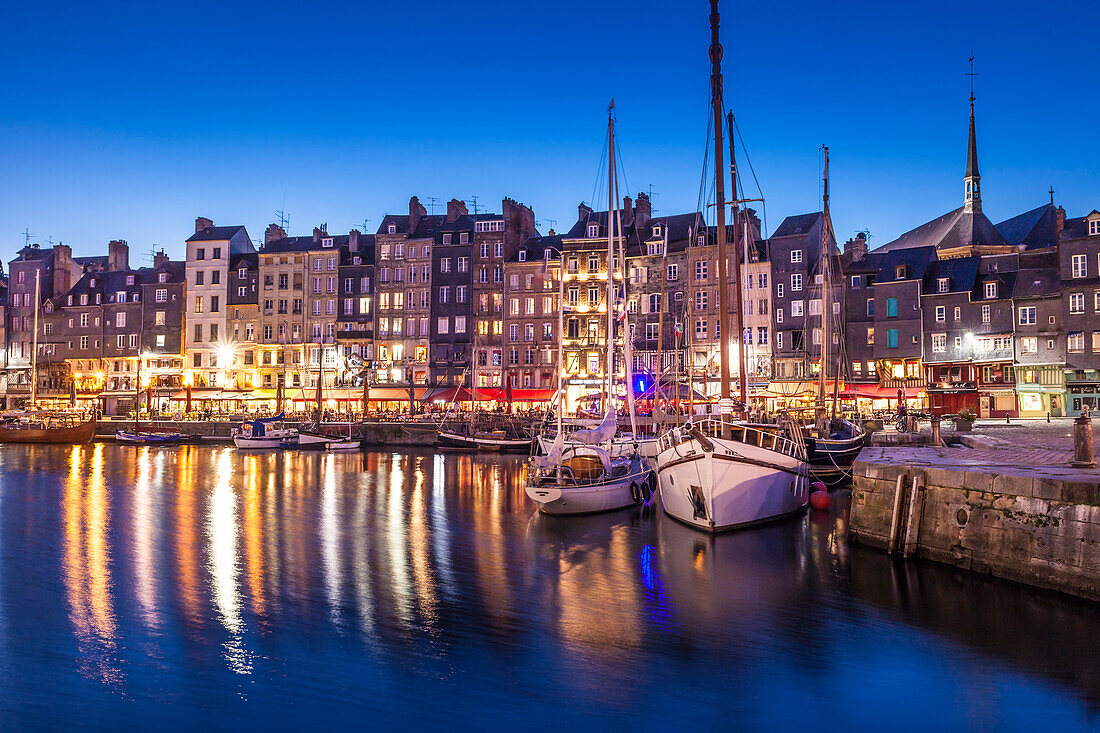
[[810, 489, 831, 511]]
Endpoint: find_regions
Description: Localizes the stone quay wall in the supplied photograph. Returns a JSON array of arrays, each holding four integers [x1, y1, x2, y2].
[[851, 452, 1100, 602]]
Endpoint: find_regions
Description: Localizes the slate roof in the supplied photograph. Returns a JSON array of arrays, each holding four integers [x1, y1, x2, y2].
[[770, 212, 821, 239], [230, 252, 259, 270], [1011, 268, 1061, 299], [11, 245, 54, 263], [187, 225, 245, 242], [922, 256, 980, 295], [1062, 211, 1100, 240], [996, 203, 1059, 249], [511, 235, 564, 263], [875, 207, 1007, 252], [862, 245, 938, 284], [260, 234, 350, 253]]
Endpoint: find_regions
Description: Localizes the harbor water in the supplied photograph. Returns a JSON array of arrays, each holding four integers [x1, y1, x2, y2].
[[0, 444, 1097, 730]]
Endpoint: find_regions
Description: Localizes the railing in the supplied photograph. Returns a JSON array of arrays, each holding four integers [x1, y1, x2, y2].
[[658, 417, 804, 460]]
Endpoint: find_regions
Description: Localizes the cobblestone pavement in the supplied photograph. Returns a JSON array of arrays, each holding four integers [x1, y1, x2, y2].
[[864, 417, 1100, 480]]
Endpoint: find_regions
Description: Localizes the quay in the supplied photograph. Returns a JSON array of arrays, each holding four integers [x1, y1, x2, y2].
[[851, 417, 1100, 601], [92, 417, 441, 445]]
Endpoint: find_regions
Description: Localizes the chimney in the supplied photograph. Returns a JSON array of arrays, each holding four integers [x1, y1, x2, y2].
[[349, 229, 360, 252], [446, 198, 468, 223], [621, 195, 634, 227], [635, 192, 651, 229], [1056, 206, 1066, 242], [409, 196, 427, 233], [265, 223, 286, 245], [548, 228, 556, 236], [503, 197, 536, 245], [108, 239, 129, 271], [313, 227, 323, 244], [843, 232, 868, 262], [195, 216, 213, 233], [153, 249, 170, 269], [52, 243, 73, 297], [578, 202, 594, 222]]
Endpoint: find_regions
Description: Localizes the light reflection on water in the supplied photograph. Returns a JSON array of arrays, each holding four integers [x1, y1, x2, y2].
[[0, 444, 1097, 729]]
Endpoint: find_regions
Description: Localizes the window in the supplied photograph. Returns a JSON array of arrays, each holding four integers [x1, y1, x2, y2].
[[851, 275, 861, 289], [115, 312, 126, 328], [1070, 292, 1085, 314], [695, 261, 708, 280], [212, 247, 221, 259], [439, 286, 450, 304], [980, 304, 990, 323], [587, 224, 599, 238], [524, 324, 534, 342], [1093, 332, 1100, 352], [210, 296, 219, 313], [757, 327, 768, 345], [649, 293, 661, 313], [646, 323, 659, 340], [455, 316, 466, 333], [954, 306, 961, 321], [776, 308, 784, 323], [937, 278, 950, 293], [457, 286, 467, 303], [695, 291, 707, 311], [866, 299, 875, 316], [931, 333, 946, 353], [154, 310, 165, 326], [808, 299, 821, 316], [196, 248, 205, 260], [984, 282, 997, 299], [441, 258, 451, 273], [1072, 254, 1087, 278], [695, 320, 707, 339], [1021, 337, 1037, 354], [791, 300, 804, 317], [895, 265, 907, 280], [194, 296, 203, 313], [1090, 219, 1100, 236], [195, 271, 204, 286], [935, 305, 945, 322], [509, 323, 519, 341], [667, 264, 679, 281], [887, 328, 898, 349], [155, 288, 167, 302], [437, 317, 449, 334], [1018, 306, 1036, 325], [211, 270, 220, 285], [1068, 332, 1084, 353], [791, 273, 802, 291], [458, 256, 468, 272], [791, 249, 803, 263], [886, 298, 898, 318]]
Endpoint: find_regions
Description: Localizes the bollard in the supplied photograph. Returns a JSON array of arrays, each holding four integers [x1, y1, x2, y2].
[[1071, 413, 1097, 469], [930, 415, 943, 446]]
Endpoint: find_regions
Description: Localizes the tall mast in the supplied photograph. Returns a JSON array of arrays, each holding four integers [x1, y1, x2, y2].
[[726, 111, 748, 416], [606, 105, 617, 420], [31, 268, 40, 408], [816, 147, 829, 418], [657, 225, 668, 408], [709, 0, 733, 424], [557, 249, 565, 435]]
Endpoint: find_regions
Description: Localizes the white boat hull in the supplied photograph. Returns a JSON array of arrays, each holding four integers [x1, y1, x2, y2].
[[656, 435, 809, 532], [525, 468, 651, 515], [326, 439, 361, 451]]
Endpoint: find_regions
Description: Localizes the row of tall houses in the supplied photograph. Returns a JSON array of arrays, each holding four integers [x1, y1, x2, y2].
[[1, 100, 1098, 416]]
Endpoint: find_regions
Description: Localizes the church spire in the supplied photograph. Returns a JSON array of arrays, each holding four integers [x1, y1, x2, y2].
[[964, 57, 981, 214]]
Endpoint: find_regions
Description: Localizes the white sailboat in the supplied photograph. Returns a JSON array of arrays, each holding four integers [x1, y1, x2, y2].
[[654, 0, 809, 532], [525, 106, 654, 515]]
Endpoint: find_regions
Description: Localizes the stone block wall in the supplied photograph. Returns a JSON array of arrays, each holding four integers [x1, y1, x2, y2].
[[851, 461, 1100, 601]]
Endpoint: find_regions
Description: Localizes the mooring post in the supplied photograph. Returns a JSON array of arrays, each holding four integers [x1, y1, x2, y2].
[[902, 474, 925, 558], [887, 473, 906, 555], [930, 415, 943, 446], [1071, 410, 1096, 469]]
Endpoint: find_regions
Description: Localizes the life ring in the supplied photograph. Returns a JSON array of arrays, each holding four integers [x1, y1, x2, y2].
[[172, 411, 182, 421], [630, 481, 642, 505]]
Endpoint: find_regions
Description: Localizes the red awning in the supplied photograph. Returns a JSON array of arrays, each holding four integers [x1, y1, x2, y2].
[[425, 386, 474, 402], [470, 387, 553, 402], [839, 384, 923, 399]]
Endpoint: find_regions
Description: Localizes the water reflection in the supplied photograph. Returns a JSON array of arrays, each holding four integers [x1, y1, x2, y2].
[[62, 444, 121, 686], [0, 445, 1092, 729]]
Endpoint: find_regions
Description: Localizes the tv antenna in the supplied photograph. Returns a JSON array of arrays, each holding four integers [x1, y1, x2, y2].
[[466, 195, 481, 214], [647, 184, 660, 214], [538, 218, 558, 231], [425, 197, 441, 215], [357, 217, 372, 232], [275, 208, 291, 230], [22, 228, 34, 247]]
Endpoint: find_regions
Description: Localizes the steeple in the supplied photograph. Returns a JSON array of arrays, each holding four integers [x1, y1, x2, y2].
[[964, 58, 981, 214]]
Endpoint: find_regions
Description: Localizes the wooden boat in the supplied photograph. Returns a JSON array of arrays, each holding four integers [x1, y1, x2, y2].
[[438, 428, 533, 452], [0, 412, 97, 444], [325, 438, 362, 451]]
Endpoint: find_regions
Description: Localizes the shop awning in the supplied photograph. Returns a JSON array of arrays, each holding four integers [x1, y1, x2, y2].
[[762, 380, 838, 397], [472, 387, 553, 402], [288, 387, 374, 402], [169, 389, 262, 401], [362, 386, 431, 402], [424, 386, 474, 403]]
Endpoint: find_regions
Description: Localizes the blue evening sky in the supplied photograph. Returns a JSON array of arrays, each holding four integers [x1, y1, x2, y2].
[[1, 0, 1097, 265]]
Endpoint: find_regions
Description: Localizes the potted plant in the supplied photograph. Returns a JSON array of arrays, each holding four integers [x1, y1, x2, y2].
[[953, 409, 976, 432]]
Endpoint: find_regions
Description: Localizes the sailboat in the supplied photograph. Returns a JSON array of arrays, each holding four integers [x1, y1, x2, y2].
[[654, 0, 809, 532], [437, 343, 533, 452], [298, 345, 342, 448], [524, 105, 654, 515], [0, 267, 97, 445], [801, 146, 867, 479]]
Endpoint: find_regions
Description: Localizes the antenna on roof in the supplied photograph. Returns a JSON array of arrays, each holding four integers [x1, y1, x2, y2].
[[275, 208, 291, 230], [46, 235, 54, 246], [538, 218, 558, 230], [358, 217, 371, 232], [425, 197, 441, 215], [466, 195, 481, 215], [22, 228, 34, 247], [646, 184, 660, 215]]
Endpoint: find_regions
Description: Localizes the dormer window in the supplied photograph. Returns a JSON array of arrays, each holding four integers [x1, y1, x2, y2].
[[387, 224, 397, 234], [587, 224, 599, 238], [985, 282, 997, 299], [937, 277, 950, 293], [545, 249, 553, 261], [459, 232, 469, 244], [67, 295, 73, 306], [653, 225, 661, 237], [160, 272, 169, 283], [850, 275, 862, 289], [1089, 216, 1100, 236], [116, 291, 126, 303], [518, 251, 527, 262], [44, 302, 53, 313], [895, 265, 907, 280], [353, 256, 361, 265], [89, 278, 96, 288], [442, 233, 452, 244], [125, 275, 134, 285], [322, 238, 333, 248]]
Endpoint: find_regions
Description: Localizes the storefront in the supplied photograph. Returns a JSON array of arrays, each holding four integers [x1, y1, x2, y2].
[[1066, 371, 1100, 417], [978, 388, 1017, 419], [926, 384, 978, 417], [1015, 384, 1065, 418], [838, 384, 923, 415]]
